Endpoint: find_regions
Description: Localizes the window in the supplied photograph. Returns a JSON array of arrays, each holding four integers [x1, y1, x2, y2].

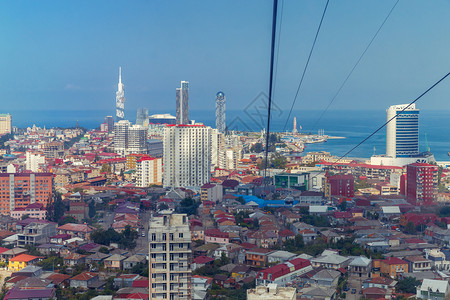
[[179, 243, 184, 248], [170, 233, 174, 240], [152, 233, 156, 241], [162, 233, 166, 241], [179, 233, 183, 238]]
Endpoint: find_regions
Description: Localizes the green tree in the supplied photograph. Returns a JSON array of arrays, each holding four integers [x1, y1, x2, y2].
[[100, 163, 111, 173], [88, 201, 96, 219], [396, 277, 420, 294], [47, 193, 66, 223], [99, 246, 110, 254], [250, 142, 264, 153], [236, 196, 245, 205], [271, 152, 287, 169], [404, 221, 417, 234], [59, 216, 77, 226], [177, 198, 200, 216], [339, 200, 347, 212]]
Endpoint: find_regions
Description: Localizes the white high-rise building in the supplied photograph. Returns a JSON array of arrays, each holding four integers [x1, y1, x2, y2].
[[114, 120, 148, 155], [25, 152, 46, 172], [176, 81, 189, 125], [136, 157, 162, 187], [386, 104, 419, 158], [163, 124, 211, 188], [0, 114, 12, 135], [211, 129, 225, 171], [149, 213, 192, 300], [371, 104, 434, 167]]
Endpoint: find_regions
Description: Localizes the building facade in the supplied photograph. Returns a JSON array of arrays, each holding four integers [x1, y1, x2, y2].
[[149, 213, 192, 300], [386, 104, 419, 158], [0, 172, 52, 215], [176, 81, 189, 125], [0, 113, 12, 134], [104, 115, 114, 132], [406, 163, 438, 206], [215, 92, 226, 134], [114, 120, 148, 156], [163, 124, 211, 188], [136, 156, 163, 187], [136, 108, 149, 126], [25, 151, 46, 172]]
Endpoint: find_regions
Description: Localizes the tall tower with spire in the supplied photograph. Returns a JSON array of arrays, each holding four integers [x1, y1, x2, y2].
[[116, 67, 126, 121], [293, 117, 298, 134]]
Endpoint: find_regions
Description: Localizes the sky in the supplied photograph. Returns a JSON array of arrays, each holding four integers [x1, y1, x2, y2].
[[1, 0, 450, 119]]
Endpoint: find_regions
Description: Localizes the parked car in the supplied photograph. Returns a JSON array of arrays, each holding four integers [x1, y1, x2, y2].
[[351, 289, 356, 294]]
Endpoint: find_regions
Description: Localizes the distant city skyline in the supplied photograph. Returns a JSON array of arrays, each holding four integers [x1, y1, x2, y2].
[[2, 1, 450, 117]]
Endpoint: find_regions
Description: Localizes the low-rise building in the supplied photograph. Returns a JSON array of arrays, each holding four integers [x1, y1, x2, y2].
[[416, 278, 450, 300], [380, 257, 408, 278], [8, 254, 39, 271], [405, 255, 432, 273], [311, 252, 350, 270], [256, 258, 312, 286], [349, 256, 372, 278], [247, 284, 296, 300]]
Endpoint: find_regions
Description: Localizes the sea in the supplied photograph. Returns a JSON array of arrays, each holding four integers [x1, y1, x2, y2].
[[8, 109, 450, 161]]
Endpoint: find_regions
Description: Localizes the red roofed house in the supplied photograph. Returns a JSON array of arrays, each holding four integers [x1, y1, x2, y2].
[[399, 213, 437, 227], [205, 229, 229, 244], [10, 203, 47, 220], [57, 223, 95, 240], [70, 272, 99, 289], [8, 254, 40, 271], [256, 258, 313, 286], [278, 229, 295, 243], [192, 256, 215, 270], [380, 257, 408, 278]]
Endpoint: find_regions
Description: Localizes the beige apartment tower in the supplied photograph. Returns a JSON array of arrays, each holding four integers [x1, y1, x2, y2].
[[149, 213, 192, 300], [0, 114, 12, 135]]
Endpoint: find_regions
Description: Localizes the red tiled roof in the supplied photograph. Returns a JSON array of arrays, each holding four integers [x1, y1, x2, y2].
[[383, 257, 407, 265], [70, 272, 98, 281], [10, 254, 39, 262], [194, 256, 215, 264]]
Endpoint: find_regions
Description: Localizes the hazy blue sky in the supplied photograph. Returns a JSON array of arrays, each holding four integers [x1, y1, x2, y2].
[[1, 0, 450, 117]]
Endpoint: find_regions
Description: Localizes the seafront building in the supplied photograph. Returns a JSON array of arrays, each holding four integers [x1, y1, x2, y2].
[[163, 124, 211, 188], [149, 213, 192, 300], [386, 104, 419, 158], [0, 113, 12, 134], [176, 81, 189, 125], [149, 113, 176, 125], [371, 104, 434, 166]]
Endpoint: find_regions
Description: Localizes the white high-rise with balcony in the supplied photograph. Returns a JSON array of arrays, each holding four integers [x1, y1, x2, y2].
[[149, 213, 192, 300], [163, 124, 211, 188]]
